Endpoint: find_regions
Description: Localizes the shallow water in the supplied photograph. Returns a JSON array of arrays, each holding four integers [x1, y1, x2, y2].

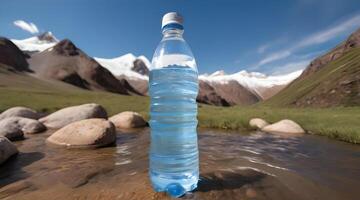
[[0, 128, 360, 200]]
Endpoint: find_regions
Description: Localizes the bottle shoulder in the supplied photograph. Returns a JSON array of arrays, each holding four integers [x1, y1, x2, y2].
[[151, 37, 197, 71]]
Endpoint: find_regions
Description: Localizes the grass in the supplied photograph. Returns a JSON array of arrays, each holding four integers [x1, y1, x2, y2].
[[0, 68, 150, 117], [198, 104, 360, 144], [1, 67, 360, 144]]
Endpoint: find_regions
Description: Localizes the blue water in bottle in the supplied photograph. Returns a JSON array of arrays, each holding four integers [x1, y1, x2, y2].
[[149, 12, 199, 197]]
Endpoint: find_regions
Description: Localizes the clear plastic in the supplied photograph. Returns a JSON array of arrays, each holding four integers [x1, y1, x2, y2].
[[149, 25, 199, 197]]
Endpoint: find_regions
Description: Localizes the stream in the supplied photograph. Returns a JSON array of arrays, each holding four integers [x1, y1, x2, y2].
[[0, 128, 360, 200]]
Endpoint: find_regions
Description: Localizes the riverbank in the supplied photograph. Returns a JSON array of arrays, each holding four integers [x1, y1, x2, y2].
[[198, 105, 360, 144], [1, 128, 360, 199], [1, 78, 359, 144]]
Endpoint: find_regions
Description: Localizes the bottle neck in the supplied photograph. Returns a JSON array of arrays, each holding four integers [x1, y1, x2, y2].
[[162, 23, 184, 38]]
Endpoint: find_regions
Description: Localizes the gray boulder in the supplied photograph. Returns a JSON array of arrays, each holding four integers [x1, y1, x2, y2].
[[0, 107, 41, 120], [0, 117, 46, 140], [46, 118, 116, 148], [3, 117, 45, 133], [262, 119, 305, 136], [39, 103, 107, 129], [0, 136, 18, 164], [109, 111, 147, 129], [0, 119, 24, 141]]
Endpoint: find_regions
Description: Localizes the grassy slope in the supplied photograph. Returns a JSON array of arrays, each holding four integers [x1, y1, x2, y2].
[[0, 68, 150, 117], [265, 47, 360, 107], [1, 67, 359, 144]]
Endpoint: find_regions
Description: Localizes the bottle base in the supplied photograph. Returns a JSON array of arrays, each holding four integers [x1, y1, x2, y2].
[[150, 171, 199, 197], [152, 182, 198, 198]]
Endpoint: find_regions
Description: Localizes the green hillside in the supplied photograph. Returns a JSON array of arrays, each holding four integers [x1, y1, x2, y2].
[[0, 66, 150, 116], [264, 47, 360, 107]]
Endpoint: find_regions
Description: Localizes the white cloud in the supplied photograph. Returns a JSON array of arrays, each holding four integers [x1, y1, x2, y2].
[[258, 50, 291, 66], [296, 15, 360, 48], [256, 38, 287, 54], [13, 20, 39, 34], [271, 59, 311, 75], [257, 44, 269, 54], [295, 50, 325, 60], [256, 14, 360, 67]]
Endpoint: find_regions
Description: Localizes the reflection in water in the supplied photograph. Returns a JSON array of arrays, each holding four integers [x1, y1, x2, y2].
[[0, 128, 359, 200], [0, 151, 44, 188], [198, 169, 266, 192]]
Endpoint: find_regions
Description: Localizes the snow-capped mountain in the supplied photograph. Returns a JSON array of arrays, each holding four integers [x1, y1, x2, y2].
[[11, 32, 150, 80], [200, 70, 302, 99], [204, 70, 226, 77], [8, 32, 303, 104], [95, 53, 150, 80], [11, 32, 58, 52]]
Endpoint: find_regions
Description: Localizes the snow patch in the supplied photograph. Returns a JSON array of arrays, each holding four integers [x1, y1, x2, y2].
[[95, 53, 150, 80], [199, 70, 302, 98], [11, 32, 58, 52]]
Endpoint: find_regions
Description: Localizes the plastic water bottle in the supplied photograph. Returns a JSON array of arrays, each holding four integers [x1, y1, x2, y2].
[[149, 12, 199, 197]]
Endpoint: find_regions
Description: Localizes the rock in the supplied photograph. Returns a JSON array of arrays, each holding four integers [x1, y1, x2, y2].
[[249, 118, 269, 129], [0, 136, 18, 164], [0, 119, 24, 141], [0, 107, 41, 120], [109, 111, 147, 129], [261, 119, 305, 136], [39, 103, 107, 129], [132, 58, 149, 75], [0, 117, 46, 139], [46, 118, 116, 148]]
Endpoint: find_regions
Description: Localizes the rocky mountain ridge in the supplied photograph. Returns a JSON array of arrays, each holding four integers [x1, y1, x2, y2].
[[299, 28, 360, 79], [2, 32, 303, 106], [266, 28, 360, 107]]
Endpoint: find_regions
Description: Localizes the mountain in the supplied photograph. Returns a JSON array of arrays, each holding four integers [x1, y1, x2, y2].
[[197, 80, 260, 106], [95, 53, 150, 80], [266, 28, 360, 107], [11, 32, 58, 54], [115, 75, 148, 96], [0, 37, 30, 72], [94, 53, 300, 105], [197, 81, 230, 106], [299, 28, 360, 80], [95, 54, 151, 95], [199, 70, 302, 100], [7, 32, 301, 106], [27, 39, 141, 95], [132, 57, 150, 75]]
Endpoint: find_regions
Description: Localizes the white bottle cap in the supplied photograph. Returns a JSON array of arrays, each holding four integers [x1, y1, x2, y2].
[[162, 12, 183, 29]]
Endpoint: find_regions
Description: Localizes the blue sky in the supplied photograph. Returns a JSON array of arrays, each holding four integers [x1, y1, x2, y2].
[[1, 0, 360, 74]]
